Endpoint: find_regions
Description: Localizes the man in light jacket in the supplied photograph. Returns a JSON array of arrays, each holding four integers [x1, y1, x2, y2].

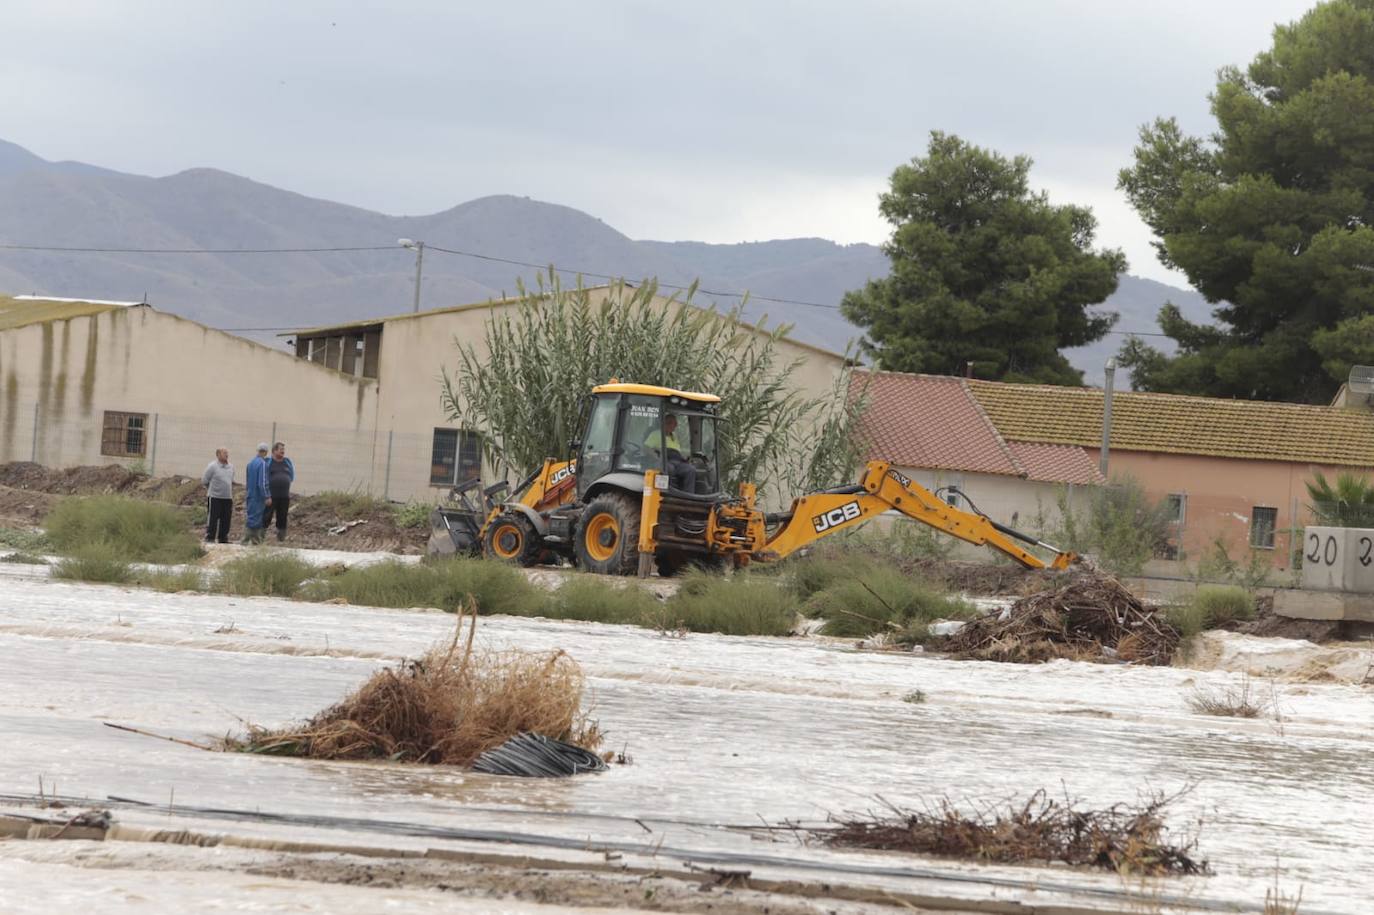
[[243, 442, 271, 545], [201, 448, 235, 544]]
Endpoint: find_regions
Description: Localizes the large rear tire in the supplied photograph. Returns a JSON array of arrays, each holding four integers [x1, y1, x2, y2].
[[483, 514, 542, 567], [574, 493, 641, 576]]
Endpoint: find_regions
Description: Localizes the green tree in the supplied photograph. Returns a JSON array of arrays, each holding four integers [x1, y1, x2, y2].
[[1118, 0, 1374, 403], [439, 272, 864, 501], [841, 132, 1126, 384], [1306, 470, 1374, 526]]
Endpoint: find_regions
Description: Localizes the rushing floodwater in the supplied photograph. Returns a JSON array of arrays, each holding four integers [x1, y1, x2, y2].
[[0, 564, 1370, 913]]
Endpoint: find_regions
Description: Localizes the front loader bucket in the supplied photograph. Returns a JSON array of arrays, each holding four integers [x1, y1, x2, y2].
[[427, 507, 483, 558]]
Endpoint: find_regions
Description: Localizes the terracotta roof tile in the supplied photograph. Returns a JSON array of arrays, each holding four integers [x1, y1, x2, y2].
[[1007, 441, 1105, 485], [967, 379, 1374, 468], [854, 371, 1021, 476]]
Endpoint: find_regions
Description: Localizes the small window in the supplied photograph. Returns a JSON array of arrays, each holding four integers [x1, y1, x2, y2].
[[101, 411, 147, 457], [1250, 506, 1278, 550], [430, 429, 481, 486], [1165, 493, 1186, 524]]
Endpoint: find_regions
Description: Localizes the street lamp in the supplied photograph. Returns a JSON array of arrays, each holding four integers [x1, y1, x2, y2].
[[398, 238, 425, 313]]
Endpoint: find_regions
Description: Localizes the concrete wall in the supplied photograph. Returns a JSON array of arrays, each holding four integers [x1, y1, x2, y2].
[[877, 466, 1091, 561], [0, 306, 381, 494], [1091, 448, 1354, 569]]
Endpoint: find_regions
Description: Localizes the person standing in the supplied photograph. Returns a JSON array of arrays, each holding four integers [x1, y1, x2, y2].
[[243, 442, 271, 545], [201, 447, 234, 544], [264, 441, 296, 542]]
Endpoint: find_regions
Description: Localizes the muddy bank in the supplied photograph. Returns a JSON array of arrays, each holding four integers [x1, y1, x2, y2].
[[0, 462, 429, 554]]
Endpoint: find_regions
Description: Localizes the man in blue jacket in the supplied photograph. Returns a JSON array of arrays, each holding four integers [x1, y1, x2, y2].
[[243, 442, 271, 544]]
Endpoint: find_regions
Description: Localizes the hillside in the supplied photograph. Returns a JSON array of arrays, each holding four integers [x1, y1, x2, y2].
[[0, 139, 1210, 377]]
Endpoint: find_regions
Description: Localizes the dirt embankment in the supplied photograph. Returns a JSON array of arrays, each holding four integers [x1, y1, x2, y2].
[[0, 462, 430, 554]]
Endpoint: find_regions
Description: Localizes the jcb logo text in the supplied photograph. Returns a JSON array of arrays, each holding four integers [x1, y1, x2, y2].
[[812, 500, 862, 533]]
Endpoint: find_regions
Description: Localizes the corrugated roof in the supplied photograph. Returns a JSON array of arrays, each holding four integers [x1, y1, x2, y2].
[[968, 379, 1374, 468], [0, 295, 133, 331], [852, 370, 1101, 485]]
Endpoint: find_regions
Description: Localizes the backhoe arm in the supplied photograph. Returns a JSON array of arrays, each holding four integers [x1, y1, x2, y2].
[[758, 461, 1076, 570]]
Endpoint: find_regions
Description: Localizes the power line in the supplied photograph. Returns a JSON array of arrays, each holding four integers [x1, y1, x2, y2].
[[0, 239, 1181, 337], [0, 243, 395, 254]]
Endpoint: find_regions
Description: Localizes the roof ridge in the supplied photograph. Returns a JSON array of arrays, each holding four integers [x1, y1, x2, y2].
[[958, 377, 1027, 478]]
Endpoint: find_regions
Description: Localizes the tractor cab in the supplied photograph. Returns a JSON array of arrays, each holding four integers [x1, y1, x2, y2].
[[575, 383, 722, 500]]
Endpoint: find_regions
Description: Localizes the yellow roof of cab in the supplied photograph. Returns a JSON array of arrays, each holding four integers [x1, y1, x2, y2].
[[591, 382, 720, 403]]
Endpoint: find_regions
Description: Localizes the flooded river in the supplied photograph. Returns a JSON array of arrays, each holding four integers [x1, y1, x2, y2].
[[1, 563, 1370, 912]]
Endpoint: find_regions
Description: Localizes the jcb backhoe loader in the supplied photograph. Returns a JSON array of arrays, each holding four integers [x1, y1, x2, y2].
[[431, 381, 1076, 575]]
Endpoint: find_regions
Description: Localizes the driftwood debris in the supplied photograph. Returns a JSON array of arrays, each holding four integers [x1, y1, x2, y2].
[[939, 573, 1180, 665], [811, 789, 1208, 877]]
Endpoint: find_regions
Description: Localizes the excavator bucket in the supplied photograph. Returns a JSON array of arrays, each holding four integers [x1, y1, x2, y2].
[[426, 478, 488, 558]]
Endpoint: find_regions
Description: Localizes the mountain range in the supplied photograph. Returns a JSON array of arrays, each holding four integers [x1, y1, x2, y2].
[[0, 138, 1212, 380]]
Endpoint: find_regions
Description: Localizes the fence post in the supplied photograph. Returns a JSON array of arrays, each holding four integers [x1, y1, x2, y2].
[[148, 413, 160, 476], [270, 421, 277, 447], [30, 405, 39, 463], [383, 430, 394, 500]]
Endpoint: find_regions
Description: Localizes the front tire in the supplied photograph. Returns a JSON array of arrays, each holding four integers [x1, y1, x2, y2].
[[483, 514, 542, 566], [575, 493, 641, 575]]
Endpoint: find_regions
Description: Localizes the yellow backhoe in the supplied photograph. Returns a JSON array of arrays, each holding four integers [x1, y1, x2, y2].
[[431, 381, 1076, 575]]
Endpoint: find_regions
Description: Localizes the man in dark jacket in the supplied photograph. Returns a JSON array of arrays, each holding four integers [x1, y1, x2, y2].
[[264, 441, 296, 542]]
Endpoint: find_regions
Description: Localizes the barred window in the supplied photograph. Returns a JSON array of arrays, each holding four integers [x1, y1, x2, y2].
[[101, 411, 147, 457], [430, 429, 481, 486], [1250, 506, 1277, 550]]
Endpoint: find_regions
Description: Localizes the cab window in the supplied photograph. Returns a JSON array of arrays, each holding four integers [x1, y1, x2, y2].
[[617, 396, 662, 473]]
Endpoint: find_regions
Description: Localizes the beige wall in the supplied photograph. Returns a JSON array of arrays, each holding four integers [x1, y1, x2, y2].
[[877, 466, 1092, 561], [1093, 449, 1357, 569], [0, 305, 381, 494], [363, 289, 848, 502]]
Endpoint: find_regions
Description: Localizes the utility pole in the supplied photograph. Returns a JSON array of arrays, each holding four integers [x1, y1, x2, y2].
[[398, 238, 425, 312], [1100, 357, 1116, 477]]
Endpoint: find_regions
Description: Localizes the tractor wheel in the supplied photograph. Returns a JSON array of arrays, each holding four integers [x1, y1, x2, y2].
[[483, 514, 542, 567], [575, 493, 641, 576]]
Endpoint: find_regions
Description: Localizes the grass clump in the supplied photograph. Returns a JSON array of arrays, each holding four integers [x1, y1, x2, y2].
[[139, 567, 204, 593], [392, 501, 435, 530], [310, 489, 390, 519], [543, 575, 660, 625], [656, 571, 798, 636], [51, 542, 135, 584], [44, 496, 202, 564], [804, 565, 974, 643], [1167, 585, 1256, 639], [1, 552, 47, 565], [215, 553, 315, 597], [1186, 675, 1271, 718], [226, 610, 601, 766], [327, 557, 544, 616], [0, 527, 51, 553]]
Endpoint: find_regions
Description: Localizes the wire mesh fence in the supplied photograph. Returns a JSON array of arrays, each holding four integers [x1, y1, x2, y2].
[[1, 402, 454, 503]]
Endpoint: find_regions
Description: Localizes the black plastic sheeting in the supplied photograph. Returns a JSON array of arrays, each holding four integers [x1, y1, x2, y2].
[[470, 732, 607, 778]]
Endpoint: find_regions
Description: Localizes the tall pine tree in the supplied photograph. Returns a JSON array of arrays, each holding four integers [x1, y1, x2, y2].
[[1119, 0, 1374, 403], [842, 132, 1124, 385]]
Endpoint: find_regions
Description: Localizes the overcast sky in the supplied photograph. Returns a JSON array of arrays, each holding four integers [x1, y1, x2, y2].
[[1, 0, 1318, 285]]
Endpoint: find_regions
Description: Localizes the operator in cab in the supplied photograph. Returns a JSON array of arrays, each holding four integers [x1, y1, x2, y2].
[[645, 413, 697, 493]]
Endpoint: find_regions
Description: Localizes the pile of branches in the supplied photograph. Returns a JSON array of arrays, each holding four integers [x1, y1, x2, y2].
[[225, 603, 602, 766], [815, 789, 1208, 877], [939, 573, 1179, 665]]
